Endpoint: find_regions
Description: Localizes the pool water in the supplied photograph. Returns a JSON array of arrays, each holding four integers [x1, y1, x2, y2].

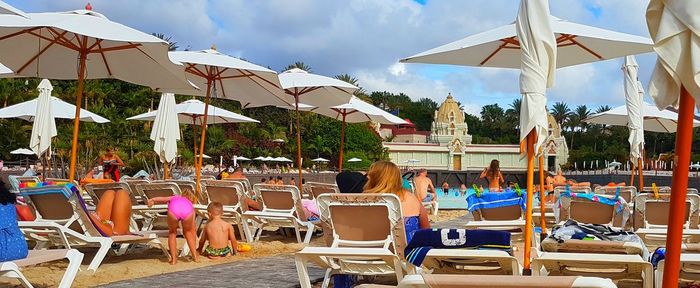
[[433, 187, 534, 210]]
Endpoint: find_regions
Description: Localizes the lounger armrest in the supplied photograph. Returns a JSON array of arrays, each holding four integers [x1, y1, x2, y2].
[[296, 247, 396, 260]]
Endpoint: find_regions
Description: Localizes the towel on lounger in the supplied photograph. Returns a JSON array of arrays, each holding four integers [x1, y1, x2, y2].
[[404, 228, 511, 266], [466, 191, 525, 212]]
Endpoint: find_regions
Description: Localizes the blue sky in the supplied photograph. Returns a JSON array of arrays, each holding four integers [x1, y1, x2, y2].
[[7, 0, 655, 116]]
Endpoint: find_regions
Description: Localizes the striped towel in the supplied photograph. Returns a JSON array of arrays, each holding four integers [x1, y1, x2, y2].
[[466, 191, 525, 212]]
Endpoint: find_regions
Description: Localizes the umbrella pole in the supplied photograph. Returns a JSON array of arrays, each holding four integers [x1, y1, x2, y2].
[[295, 94, 303, 191], [638, 147, 644, 191], [538, 154, 546, 235], [523, 131, 535, 273], [629, 163, 635, 187], [339, 112, 346, 171], [163, 161, 169, 180], [68, 46, 88, 182], [195, 79, 213, 197], [662, 86, 695, 287], [192, 117, 198, 169]]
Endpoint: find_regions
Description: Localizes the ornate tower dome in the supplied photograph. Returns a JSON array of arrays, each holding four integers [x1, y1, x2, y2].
[[435, 93, 465, 124]]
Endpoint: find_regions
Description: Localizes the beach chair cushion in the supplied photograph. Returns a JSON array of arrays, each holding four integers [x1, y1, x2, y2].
[[404, 228, 511, 266]]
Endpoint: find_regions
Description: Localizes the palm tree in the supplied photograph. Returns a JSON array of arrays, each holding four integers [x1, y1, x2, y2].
[[306, 135, 330, 157], [574, 105, 591, 132], [334, 74, 366, 96], [595, 105, 612, 114], [284, 61, 312, 72], [550, 102, 571, 127], [151, 33, 179, 51]]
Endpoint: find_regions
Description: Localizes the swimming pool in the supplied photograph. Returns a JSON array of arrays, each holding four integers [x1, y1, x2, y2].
[[434, 188, 534, 209]]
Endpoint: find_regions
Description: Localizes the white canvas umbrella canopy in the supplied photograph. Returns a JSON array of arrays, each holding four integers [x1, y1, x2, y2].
[[29, 79, 56, 157], [10, 148, 34, 155], [401, 17, 653, 69], [646, 1, 700, 283], [622, 56, 645, 166], [584, 102, 700, 132], [311, 157, 329, 163], [168, 48, 294, 189], [234, 156, 251, 161], [279, 68, 358, 185], [127, 99, 258, 125], [150, 93, 180, 179], [0, 1, 27, 18], [253, 156, 266, 161], [263, 157, 276, 162], [347, 157, 362, 163], [0, 7, 192, 181], [0, 95, 110, 123], [274, 157, 293, 162]]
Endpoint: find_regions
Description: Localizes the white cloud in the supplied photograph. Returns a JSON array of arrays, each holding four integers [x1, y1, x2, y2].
[[388, 63, 407, 76]]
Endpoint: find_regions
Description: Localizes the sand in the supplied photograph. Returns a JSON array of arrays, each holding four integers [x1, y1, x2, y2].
[[1, 210, 468, 287]]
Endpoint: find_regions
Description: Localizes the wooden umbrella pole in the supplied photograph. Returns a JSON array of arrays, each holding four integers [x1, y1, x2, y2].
[[163, 161, 169, 180], [68, 43, 88, 182], [662, 86, 695, 287], [538, 154, 546, 235], [638, 147, 644, 191], [192, 117, 198, 169], [295, 94, 303, 191], [195, 78, 213, 195], [523, 131, 535, 272], [339, 112, 346, 171], [629, 162, 635, 187]]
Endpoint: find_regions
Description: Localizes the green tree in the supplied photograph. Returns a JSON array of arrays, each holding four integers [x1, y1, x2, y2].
[[284, 61, 312, 72], [550, 102, 571, 127]]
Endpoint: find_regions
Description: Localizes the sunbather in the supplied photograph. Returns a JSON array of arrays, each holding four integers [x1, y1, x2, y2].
[[88, 188, 132, 236], [0, 181, 28, 262], [363, 161, 430, 242], [147, 190, 199, 264], [480, 159, 504, 192], [197, 202, 238, 259], [414, 169, 436, 202]]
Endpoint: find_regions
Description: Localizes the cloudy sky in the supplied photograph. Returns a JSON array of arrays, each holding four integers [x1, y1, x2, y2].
[[8, 0, 655, 116]]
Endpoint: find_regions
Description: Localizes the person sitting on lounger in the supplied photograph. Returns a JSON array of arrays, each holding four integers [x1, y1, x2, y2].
[[147, 189, 199, 264], [0, 181, 28, 262], [225, 167, 262, 211], [363, 161, 430, 242], [414, 169, 436, 203], [552, 170, 590, 188], [480, 159, 504, 192], [197, 202, 237, 259]]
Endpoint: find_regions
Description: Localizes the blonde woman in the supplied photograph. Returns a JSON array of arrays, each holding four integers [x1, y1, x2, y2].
[[363, 161, 430, 242]]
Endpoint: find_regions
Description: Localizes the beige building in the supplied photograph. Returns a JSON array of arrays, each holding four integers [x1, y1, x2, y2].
[[384, 94, 569, 171]]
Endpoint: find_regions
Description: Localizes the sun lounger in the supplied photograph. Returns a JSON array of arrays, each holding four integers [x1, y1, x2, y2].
[[8, 176, 40, 193], [295, 193, 409, 288], [18, 184, 169, 271], [393, 274, 617, 288], [200, 179, 251, 241], [304, 182, 339, 199], [655, 253, 700, 288], [635, 228, 700, 248], [466, 204, 525, 241], [121, 178, 149, 199], [532, 251, 652, 288], [154, 179, 204, 204], [0, 249, 83, 288], [594, 186, 637, 204], [633, 193, 700, 230], [421, 249, 520, 275], [558, 192, 629, 227], [242, 184, 315, 244]]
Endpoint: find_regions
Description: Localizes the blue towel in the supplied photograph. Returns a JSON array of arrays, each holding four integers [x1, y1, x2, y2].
[[404, 228, 511, 266], [466, 191, 525, 212], [560, 186, 624, 213]]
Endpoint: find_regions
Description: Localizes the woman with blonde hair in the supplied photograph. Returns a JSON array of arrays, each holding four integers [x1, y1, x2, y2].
[[363, 161, 430, 242]]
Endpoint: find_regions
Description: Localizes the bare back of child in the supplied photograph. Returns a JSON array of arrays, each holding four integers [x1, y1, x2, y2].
[[198, 202, 238, 259]]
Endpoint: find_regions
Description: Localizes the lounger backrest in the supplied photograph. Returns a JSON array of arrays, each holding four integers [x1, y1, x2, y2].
[[477, 205, 523, 221], [20, 185, 83, 233], [540, 238, 644, 256], [122, 179, 150, 198], [136, 182, 181, 200], [594, 186, 637, 203], [305, 182, 339, 199], [16, 176, 40, 184], [201, 174, 216, 180], [254, 184, 306, 220], [317, 193, 406, 258], [45, 178, 70, 183], [635, 193, 698, 228], [202, 180, 244, 207], [559, 195, 617, 225], [156, 180, 204, 204], [641, 186, 671, 194], [553, 186, 591, 198], [84, 182, 137, 204], [223, 178, 253, 197]]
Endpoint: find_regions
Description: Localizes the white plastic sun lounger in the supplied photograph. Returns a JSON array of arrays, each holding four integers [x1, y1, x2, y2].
[[532, 252, 653, 288], [393, 274, 617, 288], [295, 193, 410, 288], [655, 253, 700, 288], [0, 249, 83, 288], [465, 204, 525, 241], [242, 184, 315, 244]]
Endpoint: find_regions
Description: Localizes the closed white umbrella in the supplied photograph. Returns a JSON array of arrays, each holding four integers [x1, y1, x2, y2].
[[10, 148, 34, 155], [584, 102, 700, 132], [150, 93, 180, 179], [168, 48, 293, 190], [347, 157, 362, 163], [623, 56, 645, 170], [0, 95, 110, 123], [0, 6, 192, 181], [279, 68, 357, 184], [311, 157, 330, 163], [646, 1, 700, 283], [29, 79, 56, 157]]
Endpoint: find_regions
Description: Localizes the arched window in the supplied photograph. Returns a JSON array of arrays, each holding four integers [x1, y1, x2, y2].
[[449, 111, 455, 122]]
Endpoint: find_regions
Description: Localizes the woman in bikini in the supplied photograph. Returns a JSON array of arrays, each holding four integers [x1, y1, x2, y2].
[[98, 148, 124, 181], [480, 159, 504, 192]]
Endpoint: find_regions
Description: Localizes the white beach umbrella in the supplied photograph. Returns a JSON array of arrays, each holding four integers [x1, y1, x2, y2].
[[29, 79, 56, 157], [10, 148, 34, 155], [0, 1, 27, 18], [623, 56, 645, 167], [272, 138, 286, 143], [150, 93, 180, 178], [199, 154, 211, 159], [646, 1, 700, 283], [127, 99, 258, 125], [347, 157, 362, 163], [263, 157, 276, 162], [0, 95, 110, 123], [234, 156, 251, 161], [279, 68, 357, 184], [274, 157, 293, 162], [311, 157, 330, 163], [167, 48, 293, 188], [253, 156, 266, 161], [0, 6, 192, 181], [584, 102, 700, 132]]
